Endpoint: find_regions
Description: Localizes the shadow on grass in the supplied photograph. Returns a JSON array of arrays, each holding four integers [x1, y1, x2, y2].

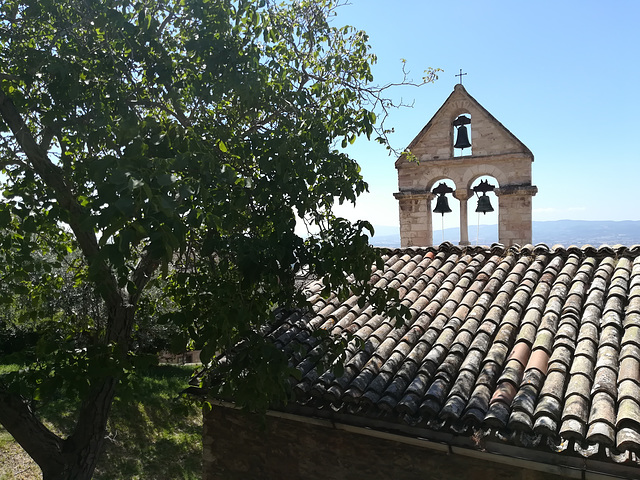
[[94, 365, 202, 480]]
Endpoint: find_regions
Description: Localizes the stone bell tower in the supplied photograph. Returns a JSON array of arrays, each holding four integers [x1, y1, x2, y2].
[[394, 84, 537, 247]]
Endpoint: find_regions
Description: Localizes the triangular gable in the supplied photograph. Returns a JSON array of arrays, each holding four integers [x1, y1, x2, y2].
[[396, 85, 533, 167]]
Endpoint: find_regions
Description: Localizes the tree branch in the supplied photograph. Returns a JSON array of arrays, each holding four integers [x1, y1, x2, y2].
[[0, 86, 142, 478], [39, 125, 56, 152], [0, 73, 20, 82], [0, 88, 123, 310], [127, 98, 192, 128], [131, 251, 160, 305], [0, 388, 65, 474]]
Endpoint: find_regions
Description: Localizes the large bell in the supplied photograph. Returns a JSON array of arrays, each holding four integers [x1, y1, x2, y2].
[[476, 193, 494, 214], [454, 125, 471, 149], [433, 194, 452, 215]]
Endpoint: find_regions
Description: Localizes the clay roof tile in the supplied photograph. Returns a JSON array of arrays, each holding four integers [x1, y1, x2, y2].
[[247, 244, 640, 467]]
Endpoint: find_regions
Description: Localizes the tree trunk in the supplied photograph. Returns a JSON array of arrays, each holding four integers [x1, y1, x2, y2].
[[0, 306, 135, 480], [0, 373, 119, 480], [41, 378, 118, 480], [1, 62, 157, 480]]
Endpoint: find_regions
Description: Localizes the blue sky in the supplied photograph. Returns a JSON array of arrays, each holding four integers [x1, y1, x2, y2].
[[330, 1, 640, 234]]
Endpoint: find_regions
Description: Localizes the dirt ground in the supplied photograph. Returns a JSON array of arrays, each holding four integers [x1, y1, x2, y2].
[[0, 432, 41, 480]]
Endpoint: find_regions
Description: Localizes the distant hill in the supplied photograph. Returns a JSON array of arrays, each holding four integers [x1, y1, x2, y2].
[[370, 220, 640, 248]]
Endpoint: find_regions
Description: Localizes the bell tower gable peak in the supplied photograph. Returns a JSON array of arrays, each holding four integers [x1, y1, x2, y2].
[[397, 85, 532, 167]]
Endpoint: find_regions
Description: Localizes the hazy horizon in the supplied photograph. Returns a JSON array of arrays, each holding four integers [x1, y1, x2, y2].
[[370, 219, 640, 248]]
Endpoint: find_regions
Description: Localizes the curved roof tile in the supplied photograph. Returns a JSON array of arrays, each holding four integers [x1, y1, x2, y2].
[[254, 244, 640, 466]]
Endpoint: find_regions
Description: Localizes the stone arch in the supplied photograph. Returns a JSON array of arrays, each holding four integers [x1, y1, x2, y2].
[[425, 175, 458, 193], [461, 164, 508, 190], [430, 178, 460, 245], [468, 175, 500, 245], [450, 100, 474, 119]]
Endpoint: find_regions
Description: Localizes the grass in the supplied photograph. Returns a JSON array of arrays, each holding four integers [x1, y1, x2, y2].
[[0, 364, 202, 480]]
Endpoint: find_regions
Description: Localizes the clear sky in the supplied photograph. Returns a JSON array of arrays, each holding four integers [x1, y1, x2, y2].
[[330, 0, 640, 235]]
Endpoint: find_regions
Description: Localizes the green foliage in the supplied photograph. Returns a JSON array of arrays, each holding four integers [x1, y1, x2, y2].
[[0, 0, 430, 475]]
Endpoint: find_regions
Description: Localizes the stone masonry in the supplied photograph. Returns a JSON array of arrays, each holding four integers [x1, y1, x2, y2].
[[395, 84, 537, 247], [203, 405, 564, 480]]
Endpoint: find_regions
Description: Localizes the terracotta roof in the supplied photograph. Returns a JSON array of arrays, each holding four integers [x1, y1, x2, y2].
[[267, 242, 640, 466]]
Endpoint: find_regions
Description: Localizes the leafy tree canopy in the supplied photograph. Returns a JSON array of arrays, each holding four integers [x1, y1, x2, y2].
[[0, 0, 437, 478]]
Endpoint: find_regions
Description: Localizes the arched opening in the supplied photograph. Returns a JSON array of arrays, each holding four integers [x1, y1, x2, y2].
[[453, 113, 472, 157], [431, 178, 459, 245], [469, 175, 499, 245]]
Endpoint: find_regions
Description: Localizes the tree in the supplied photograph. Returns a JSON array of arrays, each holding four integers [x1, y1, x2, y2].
[[0, 0, 436, 478]]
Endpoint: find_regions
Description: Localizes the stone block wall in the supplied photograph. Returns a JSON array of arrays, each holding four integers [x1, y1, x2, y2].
[[497, 187, 537, 246], [401, 85, 531, 164], [203, 406, 565, 480], [397, 155, 532, 193], [395, 193, 433, 247]]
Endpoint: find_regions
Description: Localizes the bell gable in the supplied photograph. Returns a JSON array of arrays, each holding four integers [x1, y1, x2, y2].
[[396, 84, 533, 166]]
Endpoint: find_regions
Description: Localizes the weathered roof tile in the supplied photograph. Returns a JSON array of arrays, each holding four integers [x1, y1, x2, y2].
[[616, 398, 640, 429], [484, 400, 511, 428], [617, 427, 640, 451], [563, 394, 590, 422], [570, 355, 595, 377], [622, 325, 640, 348], [623, 312, 640, 329], [618, 357, 640, 384], [532, 328, 555, 354], [548, 344, 573, 372], [620, 342, 640, 361], [525, 349, 549, 380], [248, 245, 640, 467], [587, 421, 616, 447], [592, 366, 618, 397], [559, 417, 586, 440], [595, 346, 619, 370], [574, 337, 598, 361], [565, 373, 592, 400], [533, 415, 558, 437], [440, 394, 466, 421], [588, 391, 617, 428], [499, 359, 526, 387], [512, 381, 540, 417], [535, 395, 563, 422], [485, 341, 510, 366], [509, 409, 534, 431]]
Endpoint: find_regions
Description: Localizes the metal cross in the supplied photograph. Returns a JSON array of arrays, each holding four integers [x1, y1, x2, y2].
[[455, 69, 467, 85]]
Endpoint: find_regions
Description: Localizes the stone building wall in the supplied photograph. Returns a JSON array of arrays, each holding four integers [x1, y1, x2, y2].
[[497, 189, 535, 246], [395, 192, 433, 247], [203, 406, 565, 480]]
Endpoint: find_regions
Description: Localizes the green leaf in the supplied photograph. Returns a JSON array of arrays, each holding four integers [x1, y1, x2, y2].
[[156, 174, 176, 186]]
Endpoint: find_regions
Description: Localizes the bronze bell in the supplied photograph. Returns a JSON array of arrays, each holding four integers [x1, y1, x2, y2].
[[454, 125, 471, 149], [476, 193, 494, 214], [433, 194, 452, 215]]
